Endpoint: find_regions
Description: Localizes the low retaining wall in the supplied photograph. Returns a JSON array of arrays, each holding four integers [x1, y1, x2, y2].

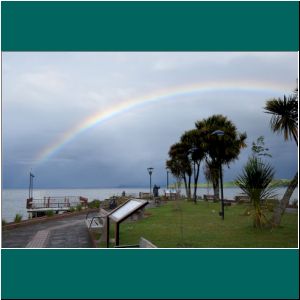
[[2, 208, 99, 231]]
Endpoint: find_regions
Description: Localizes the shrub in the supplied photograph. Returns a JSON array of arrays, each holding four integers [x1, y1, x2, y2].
[[88, 199, 101, 209], [14, 214, 23, 223], [2, 219, 7, 226], [76, 204, 82, 211], [69, 207, 75, 213], [46, 210, 54, 217]]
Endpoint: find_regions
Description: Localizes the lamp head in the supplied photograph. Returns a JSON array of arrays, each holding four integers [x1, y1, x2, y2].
[[212, 130, 224, 136], [147, 167, 154, 175]]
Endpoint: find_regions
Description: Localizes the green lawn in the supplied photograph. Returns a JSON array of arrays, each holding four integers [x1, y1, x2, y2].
[[110, 201, 298, 248]]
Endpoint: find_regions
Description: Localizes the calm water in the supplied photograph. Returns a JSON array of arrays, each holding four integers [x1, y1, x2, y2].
[[1, 187, 298, 222]]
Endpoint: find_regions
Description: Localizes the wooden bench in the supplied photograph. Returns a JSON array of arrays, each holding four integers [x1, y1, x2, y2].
[[235, 195, 251, 203], [164, 190, 180, 200], [203, 194, 219, 202], [114, 237, 157, 248], [223, 200, 236, 206], [139, 192, 151, 199]]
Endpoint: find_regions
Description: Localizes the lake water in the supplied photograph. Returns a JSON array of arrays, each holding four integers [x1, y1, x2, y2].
[[1, 187, 298, 222]]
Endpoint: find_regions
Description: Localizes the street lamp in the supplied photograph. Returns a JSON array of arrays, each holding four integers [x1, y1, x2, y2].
[[212, 130, 225, 220], [166, 167, 169, 190], [147, 167, 154, 199], [28, 172, 35, 199]]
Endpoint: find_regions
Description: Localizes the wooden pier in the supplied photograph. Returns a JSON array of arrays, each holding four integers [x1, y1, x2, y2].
[[26, 196, 88, 218]]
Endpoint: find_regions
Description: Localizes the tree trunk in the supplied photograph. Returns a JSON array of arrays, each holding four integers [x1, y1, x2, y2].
[[272, 171, 298, 226], [188, 174, 192, 199], [183, 176, 189, 199], [208, 161, 220, 200], [212, 177, 219, 199], [193, 162, 200, 203]]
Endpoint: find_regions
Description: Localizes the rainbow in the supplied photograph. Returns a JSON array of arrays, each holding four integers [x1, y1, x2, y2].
[[36, 80, 290, 164]]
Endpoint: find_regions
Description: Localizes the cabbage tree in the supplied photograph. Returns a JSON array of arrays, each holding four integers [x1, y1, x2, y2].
[[236, 156, 276, 228], [264, 88, 298, 226]]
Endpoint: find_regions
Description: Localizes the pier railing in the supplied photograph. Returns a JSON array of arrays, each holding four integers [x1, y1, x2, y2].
[[26, 196, 88, 210]]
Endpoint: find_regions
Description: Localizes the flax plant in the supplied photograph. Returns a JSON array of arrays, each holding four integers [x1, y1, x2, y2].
[[236, 156, 276, 228]]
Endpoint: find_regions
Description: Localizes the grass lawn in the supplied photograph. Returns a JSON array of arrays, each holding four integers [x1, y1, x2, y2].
[[106, 200, 298, 248]]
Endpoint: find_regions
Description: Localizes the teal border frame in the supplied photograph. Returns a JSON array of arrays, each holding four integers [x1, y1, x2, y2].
[[2, 249, 299, 299], [1, 1, 299, 299], [1, 1, 299, 51]]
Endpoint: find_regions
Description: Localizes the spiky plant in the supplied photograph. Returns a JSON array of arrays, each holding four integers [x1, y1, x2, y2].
[[264, 88, 298, 226], [264, 94, 298, 145], [236, 156, 276, 228]]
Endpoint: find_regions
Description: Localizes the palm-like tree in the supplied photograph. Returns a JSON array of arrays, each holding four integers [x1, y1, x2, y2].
[[196, 115, 247, 199], [236, 156, 276, 228], [167, 142, 192, 199], [181, 129, 206, 203], [204, 161, 220, 199], [265, 94, 298, 145], [264, 88, 298, 226]]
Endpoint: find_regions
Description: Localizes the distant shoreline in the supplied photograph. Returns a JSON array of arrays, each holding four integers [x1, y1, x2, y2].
[[168, 179, 293, 189], [2, 179, 293, 190]]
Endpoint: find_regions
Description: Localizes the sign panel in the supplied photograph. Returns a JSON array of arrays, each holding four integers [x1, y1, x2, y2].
[[109, 199, 148, 222]]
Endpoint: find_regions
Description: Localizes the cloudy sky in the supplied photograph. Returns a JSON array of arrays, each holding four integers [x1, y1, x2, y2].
[[1, 52, 298, 188]]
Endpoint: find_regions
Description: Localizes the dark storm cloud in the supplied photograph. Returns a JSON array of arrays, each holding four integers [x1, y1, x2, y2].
[[1, 52, 298, 188]]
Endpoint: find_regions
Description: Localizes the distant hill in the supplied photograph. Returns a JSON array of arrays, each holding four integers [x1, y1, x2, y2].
[[168, 179, 292, 189], [269, 179, 293, 187]]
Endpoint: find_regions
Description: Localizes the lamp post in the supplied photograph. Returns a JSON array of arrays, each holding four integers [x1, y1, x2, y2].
[[166, 168, 169, 189], [187, 146, 198, 202], [147, 167, 154, 199], [28, 172, 35, 199], [212, 130, 225, 220]]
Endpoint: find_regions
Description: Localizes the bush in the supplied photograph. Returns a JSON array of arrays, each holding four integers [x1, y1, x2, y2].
[[88, 199, 101, 209], [69, 207, 76, 213], [14, 214, 23, 223], [46, 210, 54, 217], [76, 204, 82, 211], [2, 219, 7, 226]]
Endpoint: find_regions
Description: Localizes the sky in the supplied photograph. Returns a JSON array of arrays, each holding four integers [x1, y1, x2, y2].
[[1, 52, 298, 188]]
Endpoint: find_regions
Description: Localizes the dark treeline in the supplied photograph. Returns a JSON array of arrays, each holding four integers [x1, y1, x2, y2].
[[166, 114, 247, 203]]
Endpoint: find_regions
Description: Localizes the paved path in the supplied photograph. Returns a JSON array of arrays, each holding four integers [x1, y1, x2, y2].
[[25, 230, 50, 248], [2, 214, 93, 248]]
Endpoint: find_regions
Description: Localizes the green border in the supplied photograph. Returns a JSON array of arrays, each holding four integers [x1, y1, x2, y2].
[[2, 249, 299, 299], [1, 1, 299, 51], [1, 1, 299, 299]]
